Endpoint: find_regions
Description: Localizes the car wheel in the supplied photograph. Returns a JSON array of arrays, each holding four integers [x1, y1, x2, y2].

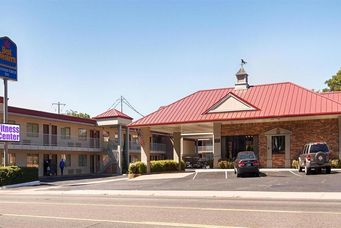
[[255, 172, 260, 177], [316, 168, 321, 174], [305, 166, 311, 175], [326, 166, 331, 174], [234, 168, 236, 174]]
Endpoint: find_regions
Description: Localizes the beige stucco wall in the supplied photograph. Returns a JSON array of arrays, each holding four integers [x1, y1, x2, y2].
[[183, 139, 195, 156]]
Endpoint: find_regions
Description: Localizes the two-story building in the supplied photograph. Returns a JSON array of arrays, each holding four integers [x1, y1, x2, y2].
[[0, 99, 172, 177]]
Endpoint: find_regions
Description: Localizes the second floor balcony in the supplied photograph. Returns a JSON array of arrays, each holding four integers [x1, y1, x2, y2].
[[9, 133, 102, 152], [129, 142, 167, 154], [197, 145, 213, 153]]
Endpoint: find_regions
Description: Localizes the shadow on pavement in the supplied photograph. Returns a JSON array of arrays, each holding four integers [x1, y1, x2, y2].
[[39, 174, 121, 183]]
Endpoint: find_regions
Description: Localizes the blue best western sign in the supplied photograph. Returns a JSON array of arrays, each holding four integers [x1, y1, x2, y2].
[[0, 37, 17, 81]]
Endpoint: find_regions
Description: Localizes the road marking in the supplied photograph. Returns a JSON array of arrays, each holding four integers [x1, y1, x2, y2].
[[0, 213, 241, 228], [192, 172, 198, 180], [225, 171, 228, 179], [289, 171, 302, 177], [1, 201, 341, 216]]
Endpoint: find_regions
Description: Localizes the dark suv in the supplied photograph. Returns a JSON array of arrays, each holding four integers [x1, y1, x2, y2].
[[298, 142, 331, 175]]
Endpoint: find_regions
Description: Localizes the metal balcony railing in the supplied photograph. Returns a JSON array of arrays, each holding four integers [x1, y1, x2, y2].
[[197, 145, 213, 153], [129, 142, 167, 153], [150, 143, 167, 153], [12, 133, 101, 149], [129, 142, 141, 152]]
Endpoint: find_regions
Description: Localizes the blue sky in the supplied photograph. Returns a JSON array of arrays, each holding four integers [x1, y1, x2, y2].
[[1, 0, 340, 120]]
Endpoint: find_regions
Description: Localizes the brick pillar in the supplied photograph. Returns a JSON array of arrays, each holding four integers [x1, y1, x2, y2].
[[213, 123, 222, 168], [266, 135, 272, 168], [339, 117, 341, 159], [140, 127, 151, 174]]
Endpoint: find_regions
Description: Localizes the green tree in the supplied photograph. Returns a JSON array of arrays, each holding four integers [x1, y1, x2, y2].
[[66, 110, 91, 119], [324, 69, 341, 92]]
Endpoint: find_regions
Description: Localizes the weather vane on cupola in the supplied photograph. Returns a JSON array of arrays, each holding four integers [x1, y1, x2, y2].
[[241, 59, 247, 67]]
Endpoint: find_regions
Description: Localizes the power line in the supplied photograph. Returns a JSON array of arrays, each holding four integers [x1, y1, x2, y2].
[[107, 96, 144, 117], [52, 102, 66, 114]]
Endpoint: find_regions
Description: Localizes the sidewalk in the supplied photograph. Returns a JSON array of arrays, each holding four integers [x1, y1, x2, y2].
[[4, 188, 341, 201]]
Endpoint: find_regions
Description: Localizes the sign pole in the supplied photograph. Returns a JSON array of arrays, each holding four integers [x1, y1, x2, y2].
[[3, 78, 8, 166]]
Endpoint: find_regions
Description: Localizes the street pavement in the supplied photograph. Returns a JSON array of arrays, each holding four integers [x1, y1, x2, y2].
[[1, 169, 341, 227], [1, 193, 341, 227]]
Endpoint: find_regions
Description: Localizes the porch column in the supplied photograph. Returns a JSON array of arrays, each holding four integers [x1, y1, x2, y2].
[[117, 124, 123, 174], [173, 132, 183, 171], [140, 127, 151, 174], [213, 123, 222, 168], [339, 117, 341, 159], [125, 126, 130, 166], [266, 136, 272, 168]]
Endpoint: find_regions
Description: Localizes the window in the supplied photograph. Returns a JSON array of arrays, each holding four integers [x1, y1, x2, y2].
[[27, 154, 39, 167], [9, 153, 16, 165], [272, 136, 285, 154], [27, 123, 39, 137], [310, 144, 329, 153], [61, 127, 71, 139], [0, 153, 16, 165], [65, 154, 71, 167], [78, 154, 87, 167], [78, 129, 87, 141]]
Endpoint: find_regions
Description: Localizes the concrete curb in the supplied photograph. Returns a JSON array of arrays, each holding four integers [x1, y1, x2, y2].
[[8, 189, 341, 201], [187, 168, 341, 172], [1, 181, 40, 189]]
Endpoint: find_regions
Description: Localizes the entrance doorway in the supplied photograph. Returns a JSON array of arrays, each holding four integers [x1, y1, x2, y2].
[[90, 155, 101, 174], [51, 125, 57, 146], [43, 124, 49, 146], [222, 135, 259, 160], [43, 154, 58, 176]]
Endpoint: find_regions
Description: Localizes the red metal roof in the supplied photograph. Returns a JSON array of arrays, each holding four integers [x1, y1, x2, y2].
[[0, 97, 96, 125], [320, 91, 341, 103], [130, 82, 341, 127], [93, 108, 133, 120]]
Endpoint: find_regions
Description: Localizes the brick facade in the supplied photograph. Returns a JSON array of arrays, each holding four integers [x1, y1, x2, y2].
[[221, 118, 339, 168]]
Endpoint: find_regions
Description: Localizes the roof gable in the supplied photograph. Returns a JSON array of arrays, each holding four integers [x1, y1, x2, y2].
[[93, 109, 133, 120], [207, 92, 257, 113]]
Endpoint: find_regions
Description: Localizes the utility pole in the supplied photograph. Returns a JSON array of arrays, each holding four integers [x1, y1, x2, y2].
[[52, 102, 66, 114], [121, 96, 123, 113]]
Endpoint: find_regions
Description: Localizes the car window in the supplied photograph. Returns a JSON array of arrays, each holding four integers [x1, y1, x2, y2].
[[310, 144, 329, 153], [238, 153, 256, 160]]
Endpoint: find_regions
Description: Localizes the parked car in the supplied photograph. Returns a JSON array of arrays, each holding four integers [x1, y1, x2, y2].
[[298, 142, 331, 175], [183, 156, 208, 169], [233, 151, 260, 177]]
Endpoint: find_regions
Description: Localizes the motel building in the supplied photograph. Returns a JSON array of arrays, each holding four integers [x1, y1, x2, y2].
[[0, 98, 172, 177], [129, 66, 341, 173]]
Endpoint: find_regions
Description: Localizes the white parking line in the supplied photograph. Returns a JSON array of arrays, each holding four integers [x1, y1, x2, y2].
[[289, 170, 302, 177], [225, 171, 228, 179], [192, 172, 198, 180]]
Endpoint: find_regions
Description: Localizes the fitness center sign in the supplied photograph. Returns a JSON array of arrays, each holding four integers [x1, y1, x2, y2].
[[0, 124, 20, 142]]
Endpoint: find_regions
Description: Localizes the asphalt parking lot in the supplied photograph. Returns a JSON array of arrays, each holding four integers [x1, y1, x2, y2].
[[29, 169, 341, 193]]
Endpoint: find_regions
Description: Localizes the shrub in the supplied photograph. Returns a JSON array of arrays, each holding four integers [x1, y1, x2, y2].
[[128, 161, 147, 174], [151, 160, 184, 173], [128, 160, 185, 175], [0, 166, 38, 186], [331, 159, 341, 168], [218, 160, 234, 169], [291, 160, 299, 169]]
